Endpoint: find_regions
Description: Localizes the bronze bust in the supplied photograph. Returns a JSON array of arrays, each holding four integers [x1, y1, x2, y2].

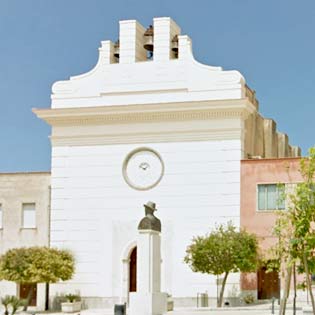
[[138, 201, 161, 232]]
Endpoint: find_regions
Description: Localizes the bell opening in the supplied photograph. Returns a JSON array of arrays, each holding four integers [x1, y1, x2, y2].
[[144, 25, 154, 59], [171, 35, 179, 58], [113, 40, 120, 62]]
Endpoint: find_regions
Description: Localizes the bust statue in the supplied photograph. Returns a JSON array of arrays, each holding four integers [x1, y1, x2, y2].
[[138, 201, 161, 232]]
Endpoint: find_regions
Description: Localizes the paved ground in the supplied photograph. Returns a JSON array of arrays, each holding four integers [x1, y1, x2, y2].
[[174, 312, 302, 315], [30, 302, 311, 315], [171, 312, 283, 315], [167, 309, 302, 315], [82, 311, 303, 315], [80, 304, 306, 315]]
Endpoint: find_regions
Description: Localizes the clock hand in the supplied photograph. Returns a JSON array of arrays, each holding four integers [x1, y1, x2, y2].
[[139, 162, 150, 170]]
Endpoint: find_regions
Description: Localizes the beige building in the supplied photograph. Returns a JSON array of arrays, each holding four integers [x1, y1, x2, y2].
[[0, 172, 51, 310]]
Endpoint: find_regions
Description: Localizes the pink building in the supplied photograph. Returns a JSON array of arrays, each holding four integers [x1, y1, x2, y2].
[[241, 157, 302, 299]]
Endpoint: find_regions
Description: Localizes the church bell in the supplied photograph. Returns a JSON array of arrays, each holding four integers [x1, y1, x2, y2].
[[143, 25, 154, 52], [171, 35, 179, 57], [114, 40, 120, 59]]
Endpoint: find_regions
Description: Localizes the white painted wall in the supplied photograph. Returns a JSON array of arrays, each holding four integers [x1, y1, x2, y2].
[[49, 139, 241, 304]]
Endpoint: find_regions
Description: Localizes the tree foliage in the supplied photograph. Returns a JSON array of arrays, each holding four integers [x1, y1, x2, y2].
[[184, 223, 259, 307], [0, 246, 75, 284], [0, 246, 75, 310]]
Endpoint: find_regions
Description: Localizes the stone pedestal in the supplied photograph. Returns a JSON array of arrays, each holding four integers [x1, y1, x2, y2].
[[129, 202, 167, 315]]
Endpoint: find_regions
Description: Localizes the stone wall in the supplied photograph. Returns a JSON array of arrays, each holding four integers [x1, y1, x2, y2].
[[0, 172, 51, 310], [244, 113, 300, 159]]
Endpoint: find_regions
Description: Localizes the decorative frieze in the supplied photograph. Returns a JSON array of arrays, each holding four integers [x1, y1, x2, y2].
[[33, 99, 255, 127]]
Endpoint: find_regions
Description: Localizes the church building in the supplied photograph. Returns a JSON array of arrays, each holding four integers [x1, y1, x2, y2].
[[32, 17, 300, 308]]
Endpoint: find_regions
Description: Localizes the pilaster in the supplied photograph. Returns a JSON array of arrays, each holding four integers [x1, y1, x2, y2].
[[119, 20, 146, 64], [153, 17, 180, 62]]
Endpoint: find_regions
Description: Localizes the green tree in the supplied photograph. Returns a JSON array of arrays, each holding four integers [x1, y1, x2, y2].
[[184, 222, 259, 307], [0, 246, 75, 310], [272, 147, 315, 314]]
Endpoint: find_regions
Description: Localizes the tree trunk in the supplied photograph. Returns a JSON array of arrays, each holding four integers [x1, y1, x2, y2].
[[279, 266, 292, 315], [303, 252, 315, 313], [293, 263, 296, 315], [23, 285, 34, 311], [218, 272, 229, 307], [45, 283, 49, 311]]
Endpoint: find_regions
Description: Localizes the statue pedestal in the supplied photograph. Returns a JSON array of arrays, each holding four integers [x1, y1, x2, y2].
[[137, 230, 161, 292], [129, 203, 167, 315]]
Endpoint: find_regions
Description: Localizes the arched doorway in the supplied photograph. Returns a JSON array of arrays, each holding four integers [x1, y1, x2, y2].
[[129, 247, 137, 292]]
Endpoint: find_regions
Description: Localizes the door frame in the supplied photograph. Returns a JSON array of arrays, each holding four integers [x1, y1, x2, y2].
[[129, 247, 137, 292], [257, 266, 280, 299], [19, 283, 37, 306], [121, 241, 137, 304]]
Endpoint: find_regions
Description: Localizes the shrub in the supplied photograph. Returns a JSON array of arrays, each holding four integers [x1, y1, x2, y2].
[[1, 296, 25, 315], [242, 293, 255, 304], [65, 293, 81, 303]]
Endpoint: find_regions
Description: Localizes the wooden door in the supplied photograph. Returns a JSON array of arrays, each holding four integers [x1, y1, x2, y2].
[[20, 283, 37, 306], [129, 247, 137, 292], [257, 267, 280, 299]]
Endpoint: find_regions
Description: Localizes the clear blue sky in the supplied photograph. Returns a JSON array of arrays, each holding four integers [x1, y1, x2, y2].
[[0, 0, 314, 172]]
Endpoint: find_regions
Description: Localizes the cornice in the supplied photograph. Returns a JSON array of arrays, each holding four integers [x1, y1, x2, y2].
[[33, 98, 256, 127], [50, 128, 242, 146]]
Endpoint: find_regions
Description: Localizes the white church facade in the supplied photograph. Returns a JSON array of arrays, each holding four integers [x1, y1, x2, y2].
[[32, 17, 300, 308]]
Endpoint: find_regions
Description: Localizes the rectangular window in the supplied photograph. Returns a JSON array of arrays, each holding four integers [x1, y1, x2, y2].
[[22, 203, 36, 228], [0, 204, 2, 228], [257, 184, 285, 210]]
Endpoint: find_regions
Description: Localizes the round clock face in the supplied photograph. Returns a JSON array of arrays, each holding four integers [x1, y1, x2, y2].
[[123, 148, 164, 190]]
